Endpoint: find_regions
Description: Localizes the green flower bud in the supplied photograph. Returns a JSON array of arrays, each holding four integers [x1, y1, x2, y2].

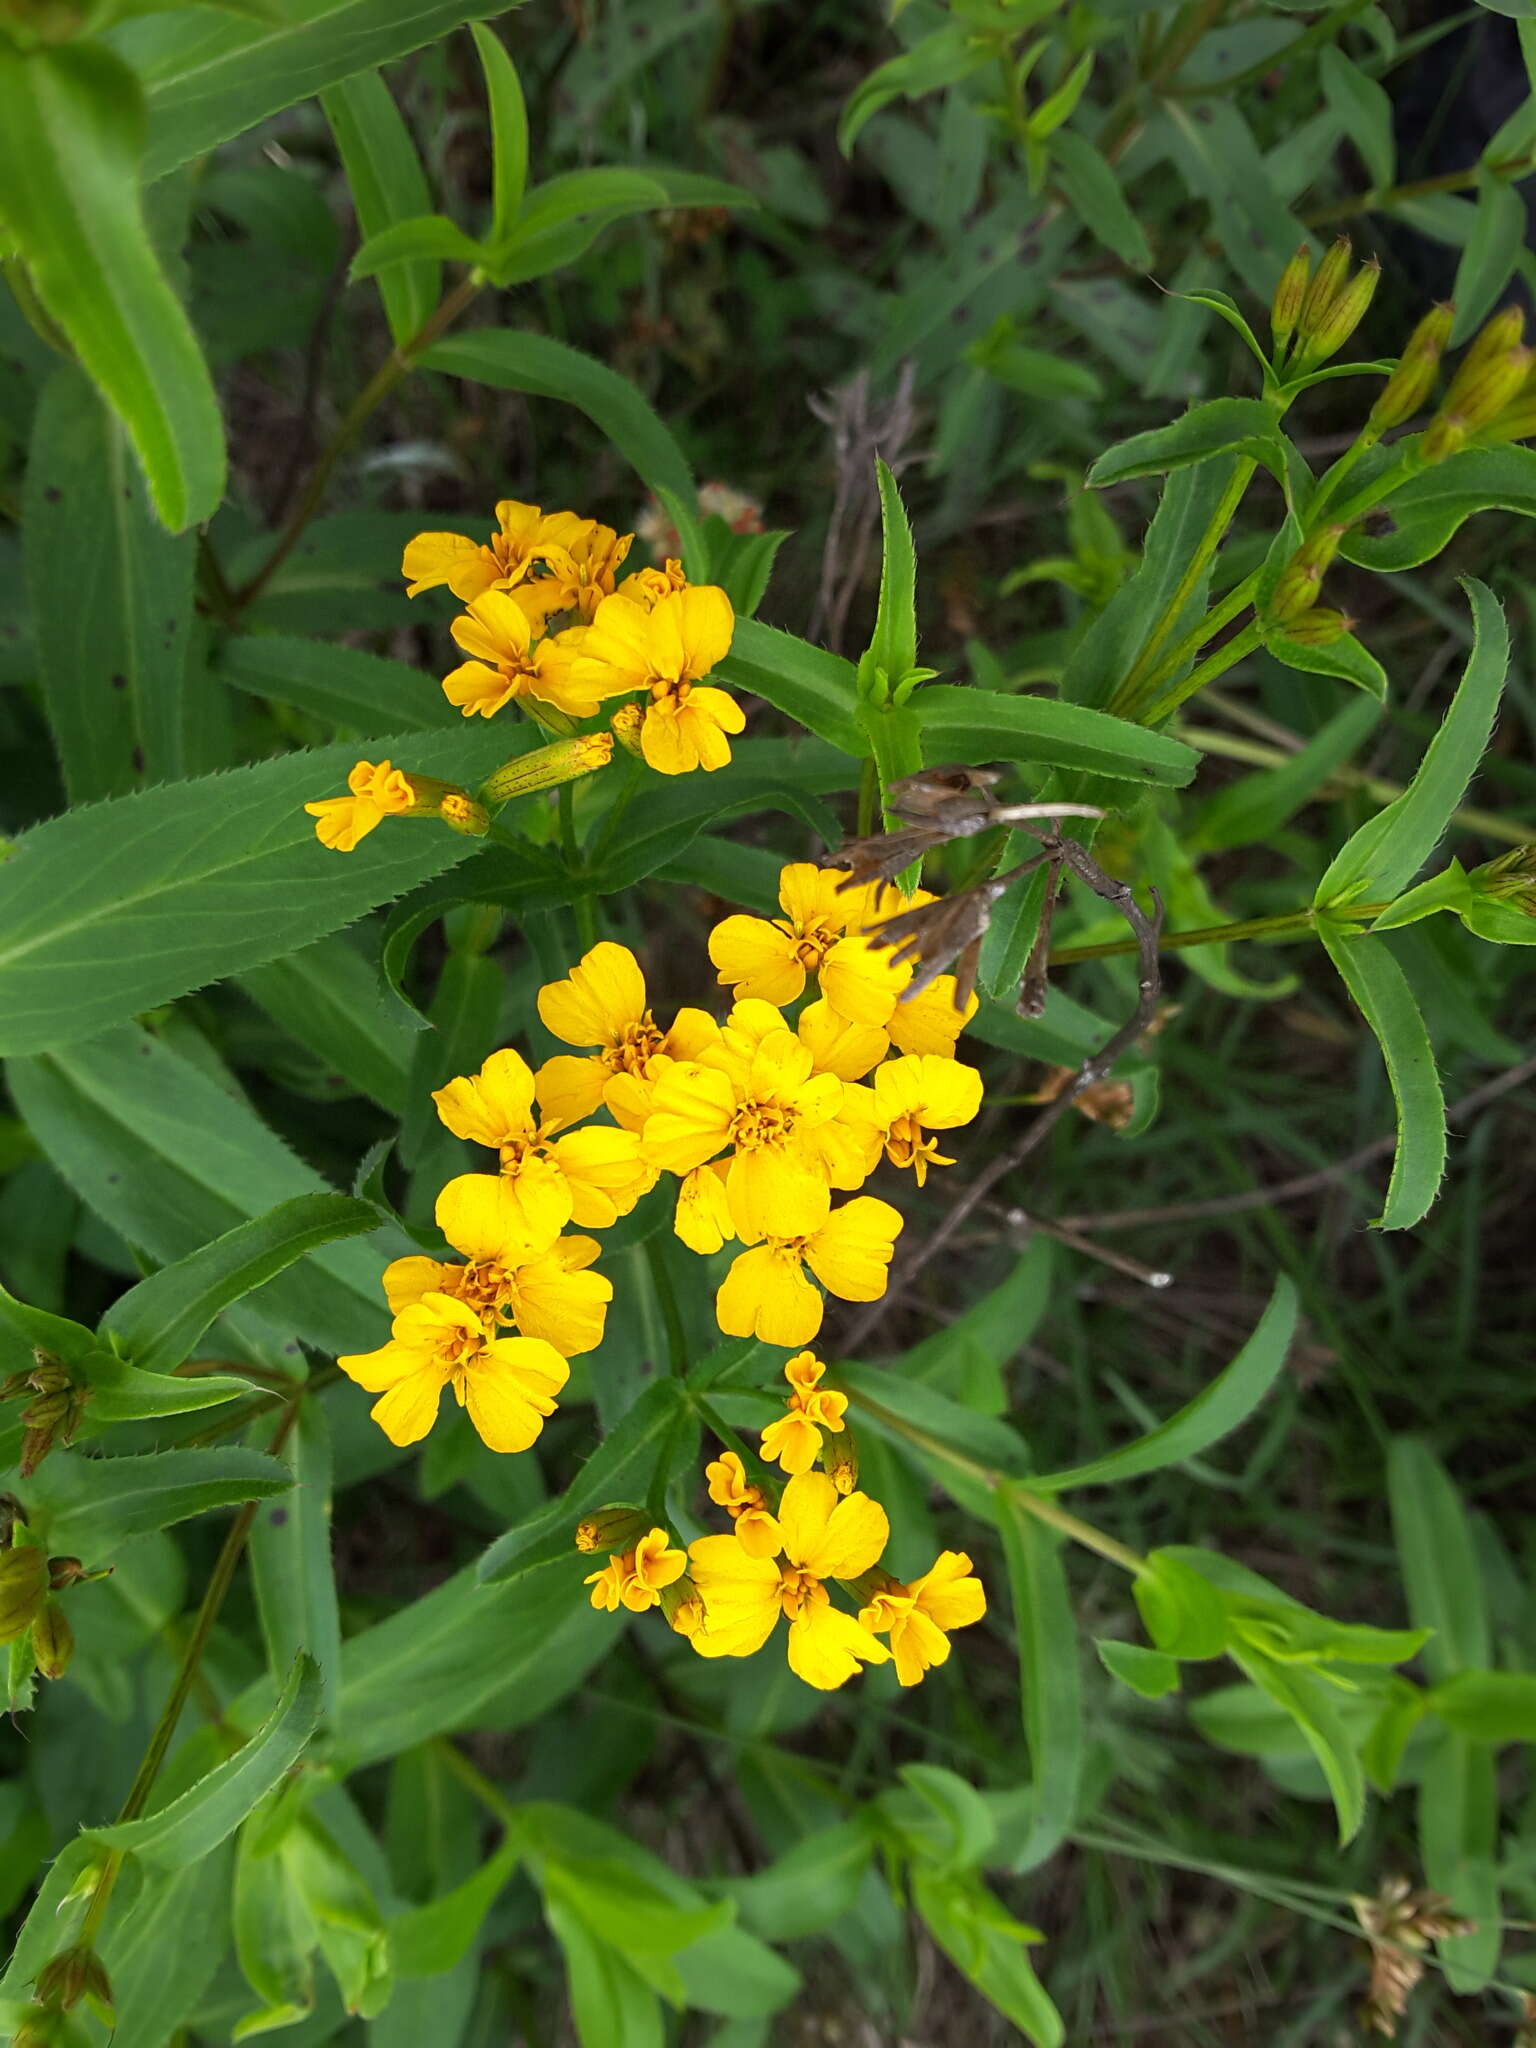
[[480, 733, 613, 804], [31, 1601, 73, 1681], [34, 1947, 111, 2014], [1297, 237, 1352, 340], [573, 1506, 650, 1556], [1443, 345, 1533, 433], [1270, 244, 1311, 351], [1369, 303, 1454, 430], [1453, 305, 1525, 393], [0, 1548, 47, 1644], [1277, 607, 1355, 648], [1295, 258, 1379, 367], [659, 1576, 705, 1638], [1470, 845, 1536, 913], [1266, 564, 1322, 624]]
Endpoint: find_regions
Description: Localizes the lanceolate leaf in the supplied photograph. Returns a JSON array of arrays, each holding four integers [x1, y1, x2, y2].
[[716, 620, 864, 754], [917, 685, 1198, 786], [216, 632, 460, 734], [996, 1492, 1082, 1873], [0, 42, 224, 531], [868, 457, 919, 687], [1229, 1643, 1365, 1845], [323, 69, 441, 345], [1086, 400, 1292, 490], [1341, 447, 1536, 573], [1319, 927, 1445, 1230], [24, 1446, 294, 1554], [93, 1655, 322, 1868], [469, 21, 529, 245], [1387, 1438, 1489, 1682]]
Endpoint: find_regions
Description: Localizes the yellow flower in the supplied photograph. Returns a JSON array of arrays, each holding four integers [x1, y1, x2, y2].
[[873, 1054, 983, 1186], [688, 1471, 890, 1689], [642, 1027, 847, 1240], [698, 1000, 884, 1200], [796, 998, 888, 1082], [574, 586, 742, 775], [704, 1450, 782, 1558], [585, 1526, 688, 1613], [708, 864, 900, 1019], [304, 759, 418, 851], [533, 513, 634, 622], [381, 1178, 612, 1358], [401, 499, 575, 602], [759, 1352, 848, 1475], [884, 975, 980, 1057], [338, 1291, 568, 1451], [859, 1551, 987, 1687], [714, 1197, 903, 1346], [441, 589, 609, 721], [616, 557, 688, 608], [535, 942, 717, 1131], [432, 1048, 653, 1239], [674, 1160, 735, 1253]]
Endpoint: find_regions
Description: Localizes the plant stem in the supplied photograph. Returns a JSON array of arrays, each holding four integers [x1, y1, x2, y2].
[[233, 271, 485, 613], [1048, 897, 1390, 965], [1118, 458, 1257, 702], [1303, 150, 1536, 230], [1113, 571, 1260, 720], [1142, 618, 1264, 722], [79, 1397, 303, 1949], [856, 754, 879, 840]]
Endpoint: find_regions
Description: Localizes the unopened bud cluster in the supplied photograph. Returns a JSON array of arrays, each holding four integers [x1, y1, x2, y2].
[[1424, 305, 1534, 461], [1271, 237, 1379, 370], [1265, 526, 1347, 628], [1, 1350, 86, 1477]]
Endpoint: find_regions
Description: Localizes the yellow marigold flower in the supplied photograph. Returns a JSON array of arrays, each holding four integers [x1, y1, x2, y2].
[[873, 1054, 983, 1186], [432, 1048, 653, 1240], [704, 1450, 782, 1559], [381, 1177, 612, 1358], [585, 1526, 688, 1612], [533, 513, 635, 623], [643, 1027, 849, 1241], [338, 1292, 568, 1451], [885, 975, 980, 1057], [859, 1551, 987, 1687], [442, 590, 610, 722], [709, 865, 909, 1023], [535, 942, 716, 1131], [401, 499, 575, 602], [759, 1352, 848, 1476], [697, 1000, 885, 1198], [574, 586, 742, 775], [304, 759, 417, 851], [715, 1197, 903, 1346], [688, 1471, 890, 1689], [674, 1160, 735, 1254]]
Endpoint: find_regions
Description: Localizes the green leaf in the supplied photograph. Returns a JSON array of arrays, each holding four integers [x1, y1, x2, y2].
[[349, 213, 486, 280], [1318, 48, 1395, 191], [917, 685, 1198, 786], [1362, 1678, 1426, 1793], [1262, 622, 1387, 702], [911, 1868, 1063, 2048], [545, 1893, 664, 2048], [1132, 1551, 1228, 1660], [1176, 288, 1270, 372], [93, 1655, 322, 1867], [1428, 1670, 1536, 1743], [1418, 1733, 1501, 1991], [838, 1360, 1032, 1509], [1097, 1640, 1180, 1698], [838, 26, 986, 156], [1387, 1437, 1489, 1681], [722, 1823, 873, 1944], [1316, 579, 1508, 908], [1318, 927, 1445, 1230], [1342, 444, 1536, 572], [391, 1840, 523, 1977], [82, 1351, 257, 1426], [1228, 1643, 1366, 1844], [24, 366, 201, 802], [100, 1193, 379, 1374], [249, 1402, 342, 1723], [996, 1491, 1082, 1872], [101, 1840, 235, 2048], [217, 631, 459, 735], [974, 337, 1104, 402], [24, 1445, 293, 1554], [420, 328, 693, 505], [323, 70, 441, 346], [1029, 1278, 1297, 1493], [867, 456, 919, 689], [0, 723, 516, 1058], [1049, 128, 1151, 269], [476, 1378, 692, 1584], [0, 43, 224, 530], [0, 1838, 103, 2000], [673, 1923, 801, 2019], [876, 1762, 997, 1875], [240, 930, 419, 1113], [1086, 399, 1291, 490], [470, 21, 529, 244], [1451, 170, 1526, 343], [1191, 694, 1380, 852], [716, 618, 864, 754], [132, 0, 510, 185]]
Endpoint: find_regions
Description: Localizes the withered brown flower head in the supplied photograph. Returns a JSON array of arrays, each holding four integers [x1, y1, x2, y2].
[[863, 879, 1009, 1009], [1352, 1877, 1473, 2038]]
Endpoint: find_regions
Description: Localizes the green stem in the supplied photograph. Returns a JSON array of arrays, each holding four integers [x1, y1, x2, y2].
[[1303, 149, 1536, 230], [232, 271, 485, 613], [1113, 571, 1260, 721], [856, 754, 879, 840], [1118, 457, 1257, 703], [1048, 897, 1390, 965], [1141, 618, 1264, 723]]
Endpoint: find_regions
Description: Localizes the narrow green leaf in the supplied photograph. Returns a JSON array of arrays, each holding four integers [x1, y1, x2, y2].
[[1319, 48, 1395, 191], [216, 631, 459, 734], [1229, 1644, 1365, 1844], [1429, 1670, 1536, 1743], [911, 1869, 1064, 2048], [249, 1403, 342, 1721], [1316, 579, 1508, 907], [1387, 1437, 1489, 1680], [917, 685, 1198, 786], [349, 213, 485, 280], [469, 22, 529, 243], [93, 1655, 322, 1867], [1418, 1733, 1501, 1991], [101, 1840, 234, 2048], [323, 70, 441, 345], [837, 26, 983, 155], [1049, 128, 1151, 268], [1450, 170, 1526, 342], [1030, 1278, 1297, 1493], [715, 618, 864, 754], [868, 456, 919, 686], [391, 1841, 523, 1977], [100, 1193, 379, 1375], [1319, 928, 1445, 1230], [0, 43, 224, 529], [24, 1445, 293, 1554], [1263, 623, 1386, 702], [241, 930, 417, 1111], [82, 1353, 256, 1425], [1342, 445, 1536, 572], [420, 328, 693, 505], [1087, 399, 1291, 490], [996, 1491, 1082, 1871]]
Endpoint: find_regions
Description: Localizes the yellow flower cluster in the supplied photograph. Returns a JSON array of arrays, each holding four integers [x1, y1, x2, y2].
[[402, 498, 744, 775]]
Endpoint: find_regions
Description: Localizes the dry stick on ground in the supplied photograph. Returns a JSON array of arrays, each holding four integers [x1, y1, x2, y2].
[[842, 855, 1164, 1352], [806, 362, 919, 652], [1055, 1052, 1536, 1234]]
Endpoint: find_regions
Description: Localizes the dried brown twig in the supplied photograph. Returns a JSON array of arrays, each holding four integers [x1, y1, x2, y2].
[[808, 364, 921, 652]]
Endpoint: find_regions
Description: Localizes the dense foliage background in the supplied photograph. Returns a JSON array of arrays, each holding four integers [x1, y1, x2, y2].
[[1, 0, 1535, 2042]]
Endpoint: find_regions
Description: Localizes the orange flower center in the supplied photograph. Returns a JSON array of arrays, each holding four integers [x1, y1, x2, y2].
[[777, 1566, 825, 1620], [884, 1114, 945, 1176], [730, 1098, 796, 1150], [781, 915, 838, 971], [601, 1015, 668, 1076]]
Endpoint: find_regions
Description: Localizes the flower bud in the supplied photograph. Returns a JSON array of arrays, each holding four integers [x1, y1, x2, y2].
[[1295, 257, 1379, 366], [0, 1548, 47, 1643], [573, 1505, 650, 1556], [659, 1576, 705, 1638], [1270, 244, 1311, 351], [823, 1433, 859, 1495], [480, 732, 613, 805], [1277, 607, 1355, 648], [34, 1946, 111, 2013], [46, 1556, 86, 1591], [1454, 304, 1525, 391], [1297, 237, 1352, 341], [1421, 415, 1467, 464], [1436, 345, 1534, 441], [31, 1600, 73, 1681], [1485, 397, 1536, 445], [1471, 844, 1536, 912], [11, 2004, 61, 2048], [437, 791, 489, 838], [1369, 303, 1453, 430], [609, 703, 646, 760]]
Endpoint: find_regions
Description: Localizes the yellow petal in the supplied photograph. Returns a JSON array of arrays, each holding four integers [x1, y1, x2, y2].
[[537, 942, 646, 1048], [442, 660, 520, 719], [780, 1473, 888, 1580], [804, 1197, 903, 1302], [735, 1508, 784, 1560], [777, 862, 851, 934], [760, 1411, 823, 1476], [686, 1534, 782, 1657], [643, 1062, 737, 1173], [797, 998, 887, 1081], [381, 1255, 452, 1316], [572, 591, 655, 694], [433, 1051, 536, 1146], [716, 1245, 822, 1346], [548, 1125, 652, 1228], [502, 1156, 576, 1241], [912, 1550, 988, 1632], [337, 1338, 418, 1394], [452, 587, 533, 663], [820, 935, 906, 1029], [675, 1163, 735, 1255], [725, 1145, 831, 1243], [534, 1054, 608, 1131], [462, 1336, 569, 1453], [874, 1053, 984, 1131], [885, 978, 978, 1057], [887, 1607, 953, 1686], [786, 1601, 889, 1690], [675, 584, 735, 675], [666, 1007, 721, 1061], [507, 1255, 611, 1356], [369, 1364, 449, 1445], [402, 531, 494, 600], [436, 1173, 558, 1263], [708, 916, 805, 1007]]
